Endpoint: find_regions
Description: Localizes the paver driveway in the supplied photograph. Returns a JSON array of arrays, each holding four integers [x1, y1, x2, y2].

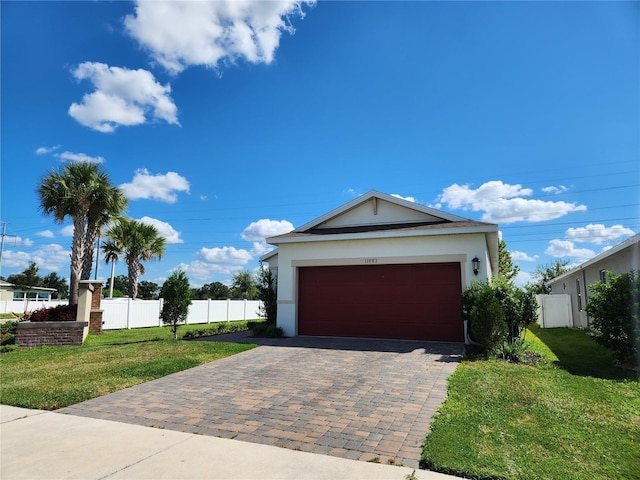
[[60, 334, 464, 468]]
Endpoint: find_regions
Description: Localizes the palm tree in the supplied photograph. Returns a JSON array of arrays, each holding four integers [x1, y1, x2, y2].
[[37, 162, 127, 305], [102, 218, 166, 299], [102, 238, 121, 298]]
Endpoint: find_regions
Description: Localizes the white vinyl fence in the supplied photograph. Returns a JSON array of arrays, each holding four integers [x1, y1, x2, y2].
[[536, 294, 573, 328], [1, 298, 263, 330]]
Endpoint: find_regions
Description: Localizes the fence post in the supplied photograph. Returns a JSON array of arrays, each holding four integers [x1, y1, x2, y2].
[[207, 299, 211, 324], [158, 298, 164, 327], [243, 299, 247, 320], [126, 297, 132, 329], [226, 299, 230, 322]]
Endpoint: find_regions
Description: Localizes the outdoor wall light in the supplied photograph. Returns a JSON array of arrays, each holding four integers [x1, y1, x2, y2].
[[472, 256, 480, 276]]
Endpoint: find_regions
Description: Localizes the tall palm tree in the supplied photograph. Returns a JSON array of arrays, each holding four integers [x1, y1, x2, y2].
[[102, 238, 121, 298], [37, 162, 127, 305], [103, 218, 166, 299]]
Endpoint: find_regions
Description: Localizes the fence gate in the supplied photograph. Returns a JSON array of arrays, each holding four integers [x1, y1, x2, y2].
[[536, 294, 573, 328]]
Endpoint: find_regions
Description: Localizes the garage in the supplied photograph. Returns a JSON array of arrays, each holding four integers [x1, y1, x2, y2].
[[298, 263, 463, 342], [262, 190, 499, 343]]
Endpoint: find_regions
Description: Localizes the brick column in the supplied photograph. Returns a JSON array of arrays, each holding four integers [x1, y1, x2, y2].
[[89, 280, 104, 334]]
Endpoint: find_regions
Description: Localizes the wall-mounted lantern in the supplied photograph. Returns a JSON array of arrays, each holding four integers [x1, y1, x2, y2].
[[472, 256, 480, 276]]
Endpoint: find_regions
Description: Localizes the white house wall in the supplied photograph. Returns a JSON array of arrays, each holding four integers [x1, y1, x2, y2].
[[275, 233, 490, 337], [549, 240, 639, 328]]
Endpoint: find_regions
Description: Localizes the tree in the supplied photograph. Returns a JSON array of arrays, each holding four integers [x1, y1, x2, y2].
[[104, 275, 127, 298], [498, 239, 520, 282], [529, 259, 570, 294], [256, 262, 277, 325], [160, 270, 192, 340], [42, 272, 69, 299], [37, 162, 127, 305], [585, 270, 640, 365], [138, 281, 160, 300], [102, 218, 166, 299], [192, 282, 231, 300], [6, 262, 42, 289], [230, 270, 259, 299]]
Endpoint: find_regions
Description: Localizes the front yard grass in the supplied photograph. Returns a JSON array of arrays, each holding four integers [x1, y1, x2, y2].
[[421, 325, 640, 480], [0, 322, 257, 410]]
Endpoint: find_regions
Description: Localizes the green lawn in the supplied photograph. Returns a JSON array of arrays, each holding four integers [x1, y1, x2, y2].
[[421, 325, 640, 480], [0, 323, 257, 410]]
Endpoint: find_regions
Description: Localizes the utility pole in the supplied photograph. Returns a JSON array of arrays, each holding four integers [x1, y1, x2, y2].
[[0, 222, 6, 277]]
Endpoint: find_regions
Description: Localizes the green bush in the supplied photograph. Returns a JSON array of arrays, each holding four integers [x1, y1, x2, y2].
[[585, 270, 640, 365], [1, 321, 18, 352], [252, 323, 284, 338], [462, 279, 538, 357]]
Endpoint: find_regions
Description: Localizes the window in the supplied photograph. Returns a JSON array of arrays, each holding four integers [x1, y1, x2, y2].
[[576, 278, 582, 311]]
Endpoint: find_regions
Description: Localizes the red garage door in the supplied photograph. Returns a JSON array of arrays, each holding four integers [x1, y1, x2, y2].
[[298, 263, 463, 342]]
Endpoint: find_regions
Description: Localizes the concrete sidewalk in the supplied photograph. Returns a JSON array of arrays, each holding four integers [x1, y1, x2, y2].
[[1, 405, 464, 480]]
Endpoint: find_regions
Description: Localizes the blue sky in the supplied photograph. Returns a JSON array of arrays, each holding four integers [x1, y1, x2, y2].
[[1, 1, 638, 289]]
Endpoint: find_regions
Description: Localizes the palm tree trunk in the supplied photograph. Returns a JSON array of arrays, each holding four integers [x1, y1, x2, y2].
[[127, 259, 139, 299], [69, 217, 86, 305], [81, 226, 97, 280]]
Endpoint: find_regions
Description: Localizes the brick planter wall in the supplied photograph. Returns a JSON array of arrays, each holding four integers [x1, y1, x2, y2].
[[16, 322, 88, 349]]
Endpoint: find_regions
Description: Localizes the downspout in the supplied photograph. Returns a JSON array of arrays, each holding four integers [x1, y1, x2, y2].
[[582, 267, 590, 329]]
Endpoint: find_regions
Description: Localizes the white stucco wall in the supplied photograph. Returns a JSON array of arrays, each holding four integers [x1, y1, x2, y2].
[[272, 232, 492, 337]]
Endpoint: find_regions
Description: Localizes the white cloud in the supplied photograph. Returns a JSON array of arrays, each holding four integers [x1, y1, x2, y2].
[[68, 62, 179, 132], [437, 180, 587, 223], [124, 0, 315, 74], [1, 250, 32, 269], [54, 151, 105, 164], [542, 185, 568, 195], [391, 194, 416, 203], [241, 219, 293, 242], [120, 169, 190, 203], [35, 145, 61, 155], [514, 270, 534, 288], [181, 246, 253, 280], [2, 244, 69, 272], [511, 251, 539, 262], [545, 239, 595, 263], [37, 230, 55, 239], [139, 216, 183, 244], [565, 224, 634, 245], [241, 218, 292, 257], [31, 244, 70, 272], [7, 236, 34, 247], [60, 226, 74, 237]]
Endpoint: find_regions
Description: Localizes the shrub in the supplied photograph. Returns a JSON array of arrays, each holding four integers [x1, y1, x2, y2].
[[27, 304, 77, 322], [1, 321, 18, 352], [462, 279, 538, 357], [252, 323, 284, 338], [256, 262, 277, 325], [585, 270, 640, 366]]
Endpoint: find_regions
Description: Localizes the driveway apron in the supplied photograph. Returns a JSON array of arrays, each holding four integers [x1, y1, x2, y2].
[[59, 335, 464, 469]]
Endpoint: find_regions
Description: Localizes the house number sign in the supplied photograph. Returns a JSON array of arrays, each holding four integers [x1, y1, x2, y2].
[[364, 258, 378, 264]]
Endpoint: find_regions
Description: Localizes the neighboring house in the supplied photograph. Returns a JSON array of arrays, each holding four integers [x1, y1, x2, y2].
[[261, 190, 499, 343], [548, 233, 640, 328], [0, 280, 56, 302]]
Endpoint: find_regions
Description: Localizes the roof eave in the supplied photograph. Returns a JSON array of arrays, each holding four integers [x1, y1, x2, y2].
[[267, 224, 499, 245]]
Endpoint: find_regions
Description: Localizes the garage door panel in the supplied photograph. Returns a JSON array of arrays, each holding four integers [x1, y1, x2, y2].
[[298, 263, 463, 342]]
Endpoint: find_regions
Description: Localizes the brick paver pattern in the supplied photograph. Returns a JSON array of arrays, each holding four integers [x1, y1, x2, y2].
[[60, 335, 463, 468]]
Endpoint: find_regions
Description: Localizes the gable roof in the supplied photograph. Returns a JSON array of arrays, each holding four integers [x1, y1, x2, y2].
[[549, 233, 640, 284], [266, 190, 497, 245]]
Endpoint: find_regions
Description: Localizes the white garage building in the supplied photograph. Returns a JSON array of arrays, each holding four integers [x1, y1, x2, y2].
[[261, 190, 499, 343]]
